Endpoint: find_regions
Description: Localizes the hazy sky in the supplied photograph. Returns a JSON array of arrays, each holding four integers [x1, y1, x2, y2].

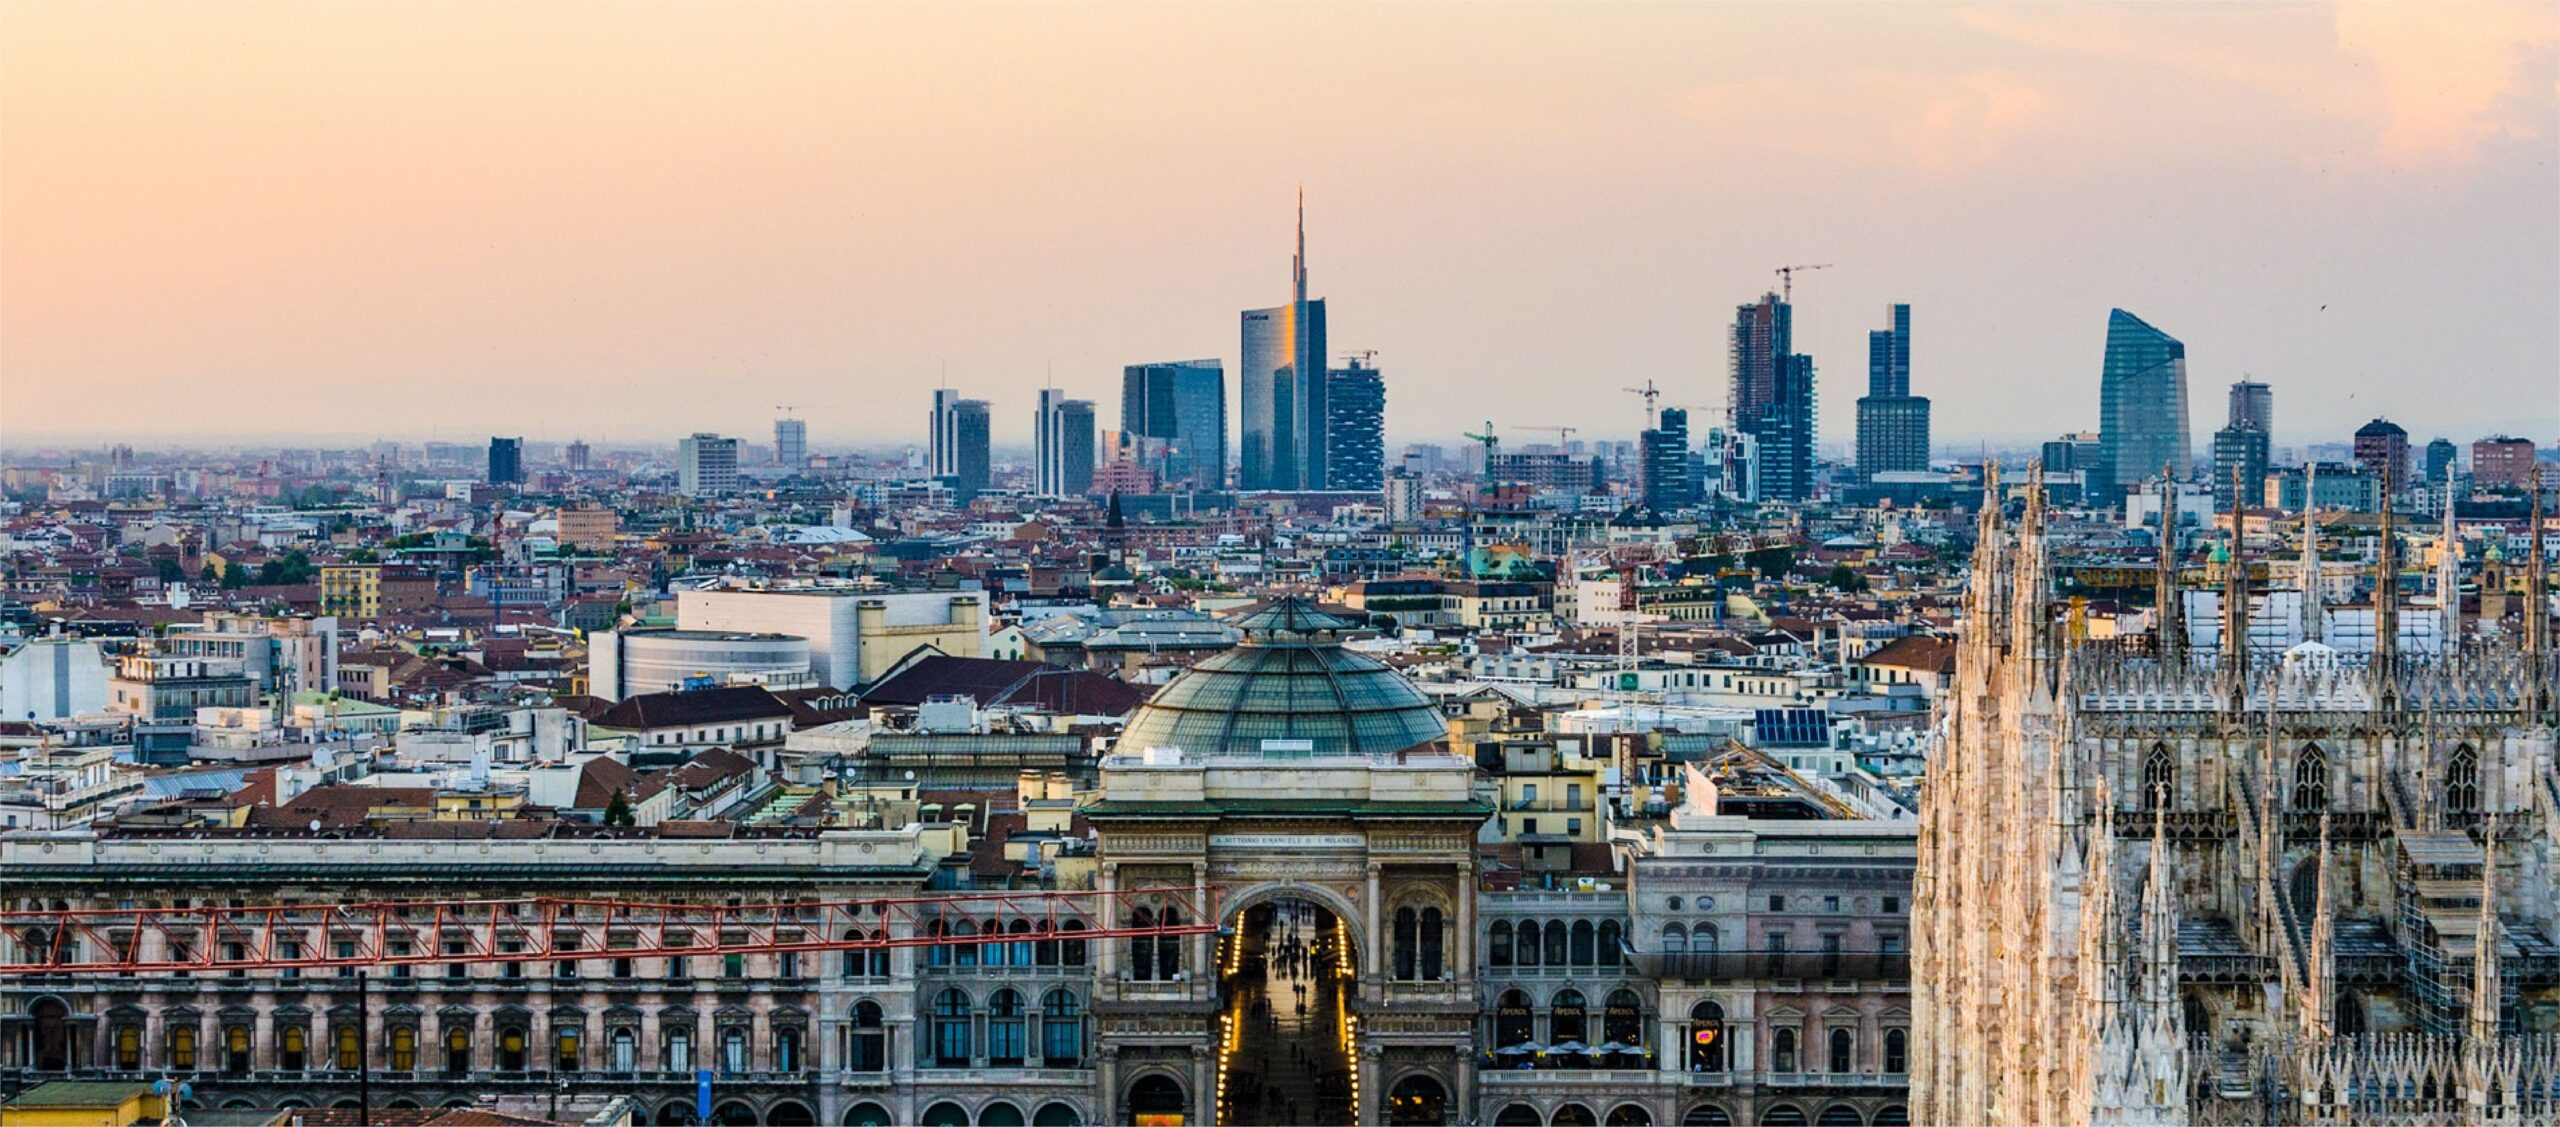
[[4, 2, 2555, 454]]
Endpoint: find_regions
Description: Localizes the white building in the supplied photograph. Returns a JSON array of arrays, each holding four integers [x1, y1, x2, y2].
[[675, 583, 987, 689], [589, 628, 815, 701], [677, 432, 741, 497], [0, 636, 112, 723]]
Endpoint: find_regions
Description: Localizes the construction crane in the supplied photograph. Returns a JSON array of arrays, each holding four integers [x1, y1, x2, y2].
[[1512, 425, 1577, 448], [1624, 380, 1661, 430], [1463, 420, 1501, 485], [1775, 263, 1832, 303], [1339, 348, 1379, 370]]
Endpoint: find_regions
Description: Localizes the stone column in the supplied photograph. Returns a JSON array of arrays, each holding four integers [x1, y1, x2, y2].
[[1097, 1043, 1120, 1126], [1190, 1043, 1214, 1126], [1453, 860, 1474, 978], [1098, 862, 1121, 985], [1192, 862, 1212, 988], [1356, 1043, 1383, 1124], [143, 1007, 165, 1071], [1365, 862, 1385, 979]]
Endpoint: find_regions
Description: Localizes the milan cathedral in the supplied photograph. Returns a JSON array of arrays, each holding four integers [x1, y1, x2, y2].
[[1912, 471, 2559, 1125]]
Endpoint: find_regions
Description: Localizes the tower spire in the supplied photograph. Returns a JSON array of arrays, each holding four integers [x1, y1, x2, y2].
[[2526, 464, 2547, 663], [2156, 464, 2183, 664], [2223, 461, 2250, 686], [2301, 461, 2323, 643], [1293, 185, 1307, 305], [2376, 459, 2399, 663], [2470, 819, 2501, 1045]]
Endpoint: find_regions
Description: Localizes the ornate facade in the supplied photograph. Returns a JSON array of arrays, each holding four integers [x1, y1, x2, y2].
[[1913, 475, 2558, 1125]]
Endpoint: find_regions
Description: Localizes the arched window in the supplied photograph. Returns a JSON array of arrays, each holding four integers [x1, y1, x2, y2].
[[1771, 1027, 1799, 1073], [609, 1028, 636, 1073], [1494, 989, 1533, 1047], [1687, 1001, 1726, 1071], [171, 1025, 198, 1071], [1828, 1028, 1853, 1073], [114, 1023, 142, 1070], [932, 989, 972, 1067], [556, 1026, 581, 1074], [1545, 921, 1569, 966], [1571, 920, 1596, 965], [442, 1026, 468, 1076], [1420, 907, 1445, 978], [1490, 921, 1514, 968], [1035, 921, 1059, 967], [850, 1001, 886, 1072], [1393, 907, 1418, 980], [1516, 920, 1542, 967], [2143, 745, 2175, 807], [336, 1024, 362, 1071], [952, 920, 979, 969], [225, 1024, 252, 1074], [2447, 746, 2480, 813], [1154, 909, 1184, 980], [987, 989, 1027, 1067], [1008, 918, 1035, 967], [1598, 920, 1623, 967], [1663, 924, 1688, 954], [926, 918, 951, 968], [1041, 989, 1084, 1066], [390, 1026, 417, 1072], [1060, 919, 1089, 966], [1551, 988, 1589, 1045], [1128, 909, 1155, 981], [1884, 1028, 1908, 1073], [665, 1026, 693, 1073], [2292, 745, 2329, 811], [774, 1027, 801, 1072], [719, 1027, 746, 1074], [280, 1025, 307, 1071], [1604, 988, 1645, 1045]]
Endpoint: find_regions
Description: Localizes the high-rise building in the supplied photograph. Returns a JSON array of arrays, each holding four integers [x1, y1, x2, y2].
[[1324, 357, 1386, 491], [1121, 360, 1228, 490], [565, 439, 592, 473], [2353, 417, 2409, 491], [2094, 308, 2190, 504], [676, 432, 740, 497], [1035, 390, 1096, 497], [2424, 438, 2459, 484], [775, 418, 807, 471], [2210, 424, 2269, 511], [2471, 435, 2538, 490], [2226, 379, 2273, 434], [930, 390, 992, 502], [1855, 303, 1930, 480], [1240, 193, 1328, 491], [1730, 294, 1817, 501], [1641, 407, 1693, 511], [487, 437, 523, 485], [1382, 471, 1422, 523]]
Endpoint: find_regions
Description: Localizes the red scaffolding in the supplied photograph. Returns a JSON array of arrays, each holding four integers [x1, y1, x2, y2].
[[0, 887, 1218, 976]]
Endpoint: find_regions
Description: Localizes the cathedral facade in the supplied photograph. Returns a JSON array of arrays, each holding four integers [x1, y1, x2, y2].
[[1913, 476, 2558, 1125]]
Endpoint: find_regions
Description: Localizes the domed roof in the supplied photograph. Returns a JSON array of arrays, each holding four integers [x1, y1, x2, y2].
[[1116, 598, 1447, 758]]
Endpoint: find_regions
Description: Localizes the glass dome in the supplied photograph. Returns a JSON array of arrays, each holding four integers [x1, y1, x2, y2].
[[1116, 599, 1448, 758]]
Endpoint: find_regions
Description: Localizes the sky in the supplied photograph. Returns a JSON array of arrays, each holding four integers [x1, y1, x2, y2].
[[3, 1, 2555, 455]]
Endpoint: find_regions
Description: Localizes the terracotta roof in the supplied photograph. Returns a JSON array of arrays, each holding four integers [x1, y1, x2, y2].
[[587, 686, 793, 730]]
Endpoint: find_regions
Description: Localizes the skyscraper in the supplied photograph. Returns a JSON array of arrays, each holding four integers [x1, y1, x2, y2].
[[2094, 308, 2190, 504], [676, 432, 739, 497], [1641, 406, 1693, 511], [931, 389, 992, 502], [774, 417, 807, 471], [487, 437, 523, 485], [1854, 303, 1929, 479], [565, 439, 591, 473], [1730, 293, 1817, 502], [1035, 389, 1096, 497], [2424, 438, 2459, 484], [1240, 192, 1328, 491], [2226, 379, 2273, 434], [2354, 417, 2410, 493], [1324, 357, 1385, 491], [1121, 360, 1228, 490]]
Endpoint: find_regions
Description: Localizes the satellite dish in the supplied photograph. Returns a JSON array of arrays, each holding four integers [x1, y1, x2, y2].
[[309, 819, 323, 833]]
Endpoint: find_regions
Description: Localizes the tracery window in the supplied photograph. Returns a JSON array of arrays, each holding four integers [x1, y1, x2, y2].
[[2446, 746, 2480, 814], [2291, 745, 2328, 811], [2142, 745, 2175, 807]]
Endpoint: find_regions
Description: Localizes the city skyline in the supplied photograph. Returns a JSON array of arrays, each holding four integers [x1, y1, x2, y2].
[[5, 3, 2555, 448]]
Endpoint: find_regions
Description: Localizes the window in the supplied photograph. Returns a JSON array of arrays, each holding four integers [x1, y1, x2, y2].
[[666, 954, 689, 981], [225, 1025, 251, 1074], [1517, 920, 1542, 967], [2143, 745, 2175, 807], [721, 1027, 747, 1075], [722, 953, 745, 979], [1420, 907, 1445, 978], [1008, 919, 1035, 967], [1494, 990, 1533, 1047], [556, 1027, 580, 1074], [1604, 989, 1644, 1046], [1155, 909, 1184, 980], [335, 1025, 362, 1071], [1772, 1027, 1799, 1073], [610, 1029, 637, 1073], [1820, 934, 1843, 976], [1545, 921, 1568, 966], [2293, 745, 2329, 811], [1128, 910, 1154, 980], [1662, 924, 1687, 955], [498, 1027, 527, 1072], [850, 1002, 887, 1072], [843, 929, 888, 978], [1687, 1002, 1725, 1072], [666, 1028, 693, 1073], [779, 950, 799, 978], [933, 989, 972, 1067], [390, 1026, 417, 1072], [1598, 920, 1623, 968], [170, 1026, 197, 1071], [988, 989, 1026, 1067], [1884, 1029, 1908, 1074], [280, 1026, 307, 1072], [1767, 932, 1788, 955], [612, 956, 634, 979], [775, 1028, 802, 1073], [1394, 908, 1418, 980], [1822, 896, 1840, 913], [1060, 920, 1089, 966], [445, 1027, 469, 1076], [1882, 897, 1900, 915], [1696, 923, 1719, 954], [282, 940, 302, 980], [1041, 990, 1083, 1066], [1570, 920, 1595, 966], [1828, 1028, 1853, 1073], [115, 1024, 142, 1070], [2447, 746, 2480, 813], [1490, 921, 1514, 968], [954, 920, 979, 968], [1551, 989, 1588, 1045], [445, 940, 467, 981], [1768, 895, 1785, 912]]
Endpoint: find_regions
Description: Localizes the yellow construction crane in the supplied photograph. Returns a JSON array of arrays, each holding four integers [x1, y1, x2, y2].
[[1775, 263, 1832, 303]]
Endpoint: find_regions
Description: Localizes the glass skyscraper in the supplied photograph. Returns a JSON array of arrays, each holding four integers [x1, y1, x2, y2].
[[1855, 303, 1929, 479], [1730, 293, 1817, 502], [1324, 358, 1385, 491], [1035, 389, 1095, 497], [1240, 195, 1328, 491], [1641, 406, 1693, 511], [2095, 308, 2190, 503], [1122, 360, 1228, 491], [931, 389, 991, 502]]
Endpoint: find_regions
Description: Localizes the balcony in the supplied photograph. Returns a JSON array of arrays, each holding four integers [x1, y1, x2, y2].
[[1624, 950, 1910, 983]]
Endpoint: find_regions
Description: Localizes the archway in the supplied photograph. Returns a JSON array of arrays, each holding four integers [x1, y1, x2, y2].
[[1608, 1106, 1655, 1126], [767, 1100, 815, 1126], [1553, 1105, 1598, 1127], [1815, 1106, 1864, 1126], [1759, 1106, 1809, 1127], [1682, 1107, 1735, 1126], [30, 997, 69, 1070], [711, 1101, 759, 1126], [841, 1102, 893, 1127], [1494, 1107, 1543, 1126], [655, 1102, 695, 1125], [979, 1103, 1026, 1127], [1127, 1075, 1187, 1124], [1216, 893, 1353, 1126], [1031, 1102, 1083, 1126], [1387, 1074, 1449, 1125]]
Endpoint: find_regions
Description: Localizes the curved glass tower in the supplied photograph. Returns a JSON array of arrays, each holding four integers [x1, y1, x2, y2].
[[2096, 308, 2189, 504]]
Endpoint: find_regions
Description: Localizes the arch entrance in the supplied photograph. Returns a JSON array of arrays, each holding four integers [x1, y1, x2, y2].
[[1217, 892, 1354, 1125]]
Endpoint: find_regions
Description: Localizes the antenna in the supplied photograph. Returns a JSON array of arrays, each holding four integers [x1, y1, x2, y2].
[[1774, 263, 1833, 303]]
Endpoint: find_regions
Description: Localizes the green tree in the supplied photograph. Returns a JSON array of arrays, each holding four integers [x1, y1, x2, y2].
[[258, 549, 315, 586], [220, 561, 251, 588], [603, 791, 635, 827], [198, 563, 217, 584], [1824, 564, 1869, 593], [154, 558, 186, 585]]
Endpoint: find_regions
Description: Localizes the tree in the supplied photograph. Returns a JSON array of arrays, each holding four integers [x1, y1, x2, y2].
[[603, 791, 635, 827], [1824, 564, 1869, 593], [257, 549, 314, 586], [198, 563, 218, 584], [220, 561, 252, 589], [154, 558, 186, 586]]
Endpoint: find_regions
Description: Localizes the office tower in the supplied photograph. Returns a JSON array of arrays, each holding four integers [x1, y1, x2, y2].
[[2226, 380, 2273, 435], [2353, 417, 2409, 492], [1382, 471, 1422, 523], [2094, 309, 2190, 504], [487, 437, 523, 485], [1240, 193, 1328, 490], [2424, 438, 2459, 484], [2472, 436, 2538, 489], [2211, 425, 2269, 511], [1324, 357, 1386, 491], [1730, 293, 1817, 501], [1122, 360, 1228, 490], [1641, 407, 1693, 511], [676, 432, 740, 497], [1855, 303, 1930, 479], [775, 418, 807, 471], [565, 440, 592, 473], [931, 390, 993, 502], [1035, 389, 1096, 497]]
